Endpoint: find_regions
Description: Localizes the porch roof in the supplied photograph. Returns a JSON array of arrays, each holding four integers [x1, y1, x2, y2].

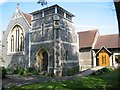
[[94, 34, 120, 49]]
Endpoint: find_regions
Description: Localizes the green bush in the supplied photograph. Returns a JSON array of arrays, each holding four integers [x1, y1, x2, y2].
[[98, 69, 104, 74], [102, 67, 112, 73], [28, 67, 39, 75], [18, 68, 23, 75], [23, 67, 28, 76], [44, 73, 53, 77], [2, 67, 7, 78], [6, 68, 14, 75], [6, 67, 23, 75], [13, 67, 19, 74], [63, 66, 79, 76], [91, 71, 96, 75], [91, 67, 112, 76], [2, 67, 39, 76], [28, 67, 35, 73], [6, 67, 22, 75], [31, 70, 39, 75], [0, 67, 2, 76]]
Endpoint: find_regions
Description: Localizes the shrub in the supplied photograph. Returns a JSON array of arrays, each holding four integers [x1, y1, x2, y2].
[[31, 70, 39, 75], [63, 66, 79, 76], [91, 67, 112, 76], [2, 67, 39, 76], [28, 67, 39, 75], [102, 67, 112, 73], [18, 68, 23, 75], [91, 71, 96, 75], [13, 67, 19, 74], [2, 67, 7, 78], [6, 67, 24, 75], [44, 73, 53, 77], [6, 67, 22, 75], [6, 68, 14, 75], [28, 67, 35, 73], [0, 67, 2, 76], [98, 69, 104, 74], [23, 67, 28, 76]]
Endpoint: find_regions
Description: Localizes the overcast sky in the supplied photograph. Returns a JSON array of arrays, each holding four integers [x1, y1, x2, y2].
[[0, 0, 119, 41]]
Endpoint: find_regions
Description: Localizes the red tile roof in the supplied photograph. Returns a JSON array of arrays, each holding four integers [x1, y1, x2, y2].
[[94, 34, 120, 49], [77, 30, 98, 49], [22, 12, 31, 25]]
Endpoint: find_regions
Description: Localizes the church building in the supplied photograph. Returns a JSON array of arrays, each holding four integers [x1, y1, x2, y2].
[[1, 4, 120, 76], [1, 4, 79, 76]]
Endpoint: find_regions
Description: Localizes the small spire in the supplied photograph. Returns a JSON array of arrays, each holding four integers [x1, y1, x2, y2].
[[17, 3, 19, 6], [16, 3, 19, 12], [17, 3, 19, 9]]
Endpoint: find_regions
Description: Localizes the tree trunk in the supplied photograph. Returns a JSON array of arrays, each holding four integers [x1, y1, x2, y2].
[[114, 1, 120, 34]]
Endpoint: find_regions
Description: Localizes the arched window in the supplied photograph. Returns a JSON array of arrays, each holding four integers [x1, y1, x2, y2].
[[18, 28, 20, 51], [65, 50, 68, 61], [20, 33, 24, 51], [41, 23, 44, 37], [9, 25, 24, 52], [15, 27, 20, 52], [11, 35, 14, 52]]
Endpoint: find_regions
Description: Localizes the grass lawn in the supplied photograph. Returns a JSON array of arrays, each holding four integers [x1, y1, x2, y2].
[[4, 68, 120, 90]]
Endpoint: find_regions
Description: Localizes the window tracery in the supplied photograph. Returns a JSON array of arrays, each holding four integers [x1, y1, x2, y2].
[[9, 25, 24, 53]]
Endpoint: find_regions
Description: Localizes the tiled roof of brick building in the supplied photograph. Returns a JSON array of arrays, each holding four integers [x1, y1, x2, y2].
[[94, 34, 120, 49], [77, 30, 98, 49]]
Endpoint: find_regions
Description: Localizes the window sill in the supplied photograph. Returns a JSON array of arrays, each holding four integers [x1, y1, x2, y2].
[[7, 51, 25, 56]]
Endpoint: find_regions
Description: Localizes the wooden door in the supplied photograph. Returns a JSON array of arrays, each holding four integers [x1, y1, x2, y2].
[[99, 52, 110, 66]]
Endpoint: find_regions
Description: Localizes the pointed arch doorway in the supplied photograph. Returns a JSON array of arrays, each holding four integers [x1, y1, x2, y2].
[[96, 47, 112, 67], [37, 48, 49, 72]]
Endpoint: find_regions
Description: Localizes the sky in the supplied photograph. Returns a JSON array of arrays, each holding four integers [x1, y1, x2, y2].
[[0, 0, 119, 41]]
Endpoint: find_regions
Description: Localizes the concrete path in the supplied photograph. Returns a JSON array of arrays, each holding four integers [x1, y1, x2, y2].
[[2, 66, 105, 88], [75, 66, 105, 76]]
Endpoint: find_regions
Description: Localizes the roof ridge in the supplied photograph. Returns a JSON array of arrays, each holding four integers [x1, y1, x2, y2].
[[14, 6, 31, 26], [99, 34, 119, 37], [77, 29, 98, 33]]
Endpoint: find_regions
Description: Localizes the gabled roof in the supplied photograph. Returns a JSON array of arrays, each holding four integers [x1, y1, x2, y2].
[[13, 7, 32, 26], [22, 12, 31, 25], [77, 30, 98, 49], [96, 46, 112, 55], [94, 34, 120, 49]]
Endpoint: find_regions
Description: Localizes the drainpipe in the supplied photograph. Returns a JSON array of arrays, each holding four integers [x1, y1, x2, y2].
[[28, 29, 31, 67], [91, 49, 96, 67], [91, 49, 94, 68]]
